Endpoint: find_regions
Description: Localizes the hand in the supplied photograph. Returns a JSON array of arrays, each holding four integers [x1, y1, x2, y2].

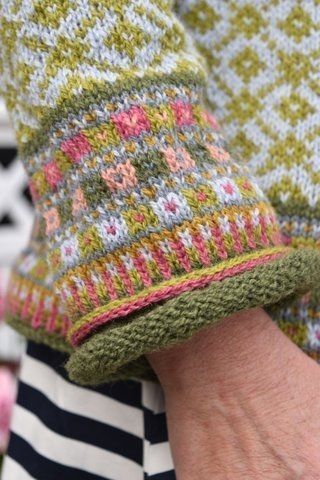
[[148, 308, 320, 479]]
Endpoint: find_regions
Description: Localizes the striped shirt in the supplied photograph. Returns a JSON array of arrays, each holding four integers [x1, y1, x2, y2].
[[2, 342, 175, 480]]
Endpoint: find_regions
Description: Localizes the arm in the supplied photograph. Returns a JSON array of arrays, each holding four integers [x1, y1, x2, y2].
[[0, 0, 319, 388], [149, 308, 320, 479]]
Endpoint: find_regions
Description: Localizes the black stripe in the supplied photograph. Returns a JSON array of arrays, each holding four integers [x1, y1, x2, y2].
[[145, 471, 176, 480], [7, 433, 110, 480], [16, 381, 143, 465], [26, 342, 142, 408], [143, 409, 169, 444]]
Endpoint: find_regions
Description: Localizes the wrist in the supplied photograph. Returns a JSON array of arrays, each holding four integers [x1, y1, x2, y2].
[[148, 308, 305, 400]]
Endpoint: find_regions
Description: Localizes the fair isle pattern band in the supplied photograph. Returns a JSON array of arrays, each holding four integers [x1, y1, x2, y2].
[[23, 82, 287, 331], [57, 200, 282, 322], [5, 246, 70, 343], [275, 219, 320, 357], [8, 242, 320, 359], [70, 247, 287, 345], [7, 272, 68, 336], [8, 249, 320, 360]]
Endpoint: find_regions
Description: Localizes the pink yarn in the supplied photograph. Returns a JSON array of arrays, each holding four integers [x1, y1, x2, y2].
[[111, 106, 151, 139], [71, 251, 285, 345], [61, 133, 92, 163], [0, 368, 16, 453], [170, 101, 195, 127]]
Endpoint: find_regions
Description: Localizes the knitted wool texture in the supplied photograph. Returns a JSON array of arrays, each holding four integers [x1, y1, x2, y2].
[[175, 0, 320, 361], [1, 0, 319, 384]]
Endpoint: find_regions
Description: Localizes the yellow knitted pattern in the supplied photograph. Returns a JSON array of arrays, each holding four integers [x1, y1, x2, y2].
[[0, 0, 205, 145], [177, 0, 320, 220], [176, 0, 320, 356]]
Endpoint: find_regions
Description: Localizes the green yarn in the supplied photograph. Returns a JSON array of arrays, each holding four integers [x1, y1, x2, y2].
[[66, 249, 320, 385]]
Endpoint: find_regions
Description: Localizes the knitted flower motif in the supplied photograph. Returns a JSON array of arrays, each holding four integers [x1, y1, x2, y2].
[[0, 368, 16, 453], [61, 238, 79, 266], [111, 106, 151, 139], [152, 192, 192, 227], [215, 178, 242, 204], [72, 188, 87, 216], [97, 216, 128, 248], [163, 147, 195, 173], [101, 160, 138, 192], [43, 208, 61, 235], [207, 145, 230, 162], [61, 133, 92, 163], [171, 100, 195, 127], [43, 160, 62, 189]]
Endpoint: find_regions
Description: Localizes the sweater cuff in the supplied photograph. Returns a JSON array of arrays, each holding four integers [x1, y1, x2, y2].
[[6, 243, 320, 383], [7, 77, 320, 384], [29, 81, 283, 328], [5, 223, 71, 353], [67, 248, 320, 384]]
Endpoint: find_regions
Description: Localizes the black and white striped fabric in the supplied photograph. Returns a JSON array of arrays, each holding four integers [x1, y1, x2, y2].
[[2, 342, 175, 480]]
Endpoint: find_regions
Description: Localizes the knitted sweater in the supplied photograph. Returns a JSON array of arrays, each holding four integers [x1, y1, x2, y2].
[[176, 0, 320, 361], [0, 0, 319, 385]]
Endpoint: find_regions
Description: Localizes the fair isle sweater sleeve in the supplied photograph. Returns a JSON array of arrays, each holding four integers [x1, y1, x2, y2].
[[1, 0, 319, 385], [175, 0, 320, 362]]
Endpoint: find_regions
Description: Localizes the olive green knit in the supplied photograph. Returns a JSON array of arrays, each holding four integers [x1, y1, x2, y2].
[[67, 249, 320, 385]]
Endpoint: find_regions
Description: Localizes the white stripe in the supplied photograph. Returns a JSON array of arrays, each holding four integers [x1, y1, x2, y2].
[[10, 404, 143, 480], [143, 441, 174, 476], [142, 381, 165, 414], [1, 456, 35, 480], [20, 353, 144, 438]]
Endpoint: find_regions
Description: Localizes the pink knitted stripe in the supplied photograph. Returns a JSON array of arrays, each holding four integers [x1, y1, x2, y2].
[[83, 277, 101, 308], [245, 218, 256, 249], [69, 284, 87, 315], [210, 224, 228, 259], [229, 222, 244, 254], [116, 263, 135, 296], [31, 299, 44, 328], [101, 270, 118, 301], [133, 255, 153, 287], [192, 233, 211, 266], [61, 315, 72, 336], [45, 303, 59, 332], [259, 215, 269, 247], [152, 247, 172, 280], [170, 239, 192, 272], [71, 251, 285, 346], [21, 292, 33, 320]]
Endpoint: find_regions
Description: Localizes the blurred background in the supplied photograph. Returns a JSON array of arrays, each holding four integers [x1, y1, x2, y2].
[[0, 100, 34, 468]]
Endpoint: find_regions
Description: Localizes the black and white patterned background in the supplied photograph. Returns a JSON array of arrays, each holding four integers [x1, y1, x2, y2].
[[0, 100, 33, 263], [0, 100, 31, 360]]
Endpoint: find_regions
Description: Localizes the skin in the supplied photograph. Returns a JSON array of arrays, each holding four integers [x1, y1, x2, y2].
[[147, 308, 320, 479]]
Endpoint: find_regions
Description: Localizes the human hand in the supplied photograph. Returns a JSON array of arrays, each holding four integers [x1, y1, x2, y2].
[[148, 308, 320, 479]]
